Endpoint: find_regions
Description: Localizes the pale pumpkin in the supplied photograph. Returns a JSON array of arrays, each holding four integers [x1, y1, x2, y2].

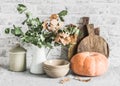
[[71, 52, 108, 76]]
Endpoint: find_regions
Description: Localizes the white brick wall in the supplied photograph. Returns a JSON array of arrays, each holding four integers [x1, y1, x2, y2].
[[0, 0, 120, 67]]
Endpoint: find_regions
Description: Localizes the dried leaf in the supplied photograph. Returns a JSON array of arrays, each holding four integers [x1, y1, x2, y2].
[[79, 78, 91, 82], [74, 76, 91, 82], [59, 78, 70, 84]]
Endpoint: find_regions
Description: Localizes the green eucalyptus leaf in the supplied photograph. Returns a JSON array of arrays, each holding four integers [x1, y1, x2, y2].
[[26, 19, 32, 26], [22, 35, 35, 43], [25, 30, 31, 36], [26, 12, 32, 18], [22, 36, 30, 43], [75, 29, 80, 35], [59, 16, 64, 22], [71, 27, 77, 34], [46, 42, 52, 48], [26, 18, 42, 30], [17, 4, 27, 14], [37, 43, 42, 48], [32, 18, 41, 26], [13, 25, 23, 36], [11, 29, 15, 35], [32, 38, 38, 45], [5, 28, 10, 34], [54, 42, 60, 46], [22, 19, 27, 25], [22, 12, 32, 25], [40, 34, 45, 41], [21, 36, 26, 42], [58, 10, 68, 17]]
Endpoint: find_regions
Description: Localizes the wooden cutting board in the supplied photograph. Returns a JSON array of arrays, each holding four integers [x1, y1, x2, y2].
[[68, 17, 101, 60], [77, 24, 109, 58]]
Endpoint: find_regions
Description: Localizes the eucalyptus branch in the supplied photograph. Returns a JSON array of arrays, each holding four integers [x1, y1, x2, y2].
[[5, 4, 68, 48]]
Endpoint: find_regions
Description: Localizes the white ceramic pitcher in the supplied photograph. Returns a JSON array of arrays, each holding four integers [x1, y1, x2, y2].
[[30, 45, 46, 74]]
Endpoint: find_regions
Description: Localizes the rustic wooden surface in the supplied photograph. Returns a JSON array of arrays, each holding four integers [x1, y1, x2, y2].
[[77, 24, 109, 58], [0, 62, 120, 86]]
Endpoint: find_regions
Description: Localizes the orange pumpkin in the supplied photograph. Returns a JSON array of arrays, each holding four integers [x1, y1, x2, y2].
[[71, 52, 108, 76]]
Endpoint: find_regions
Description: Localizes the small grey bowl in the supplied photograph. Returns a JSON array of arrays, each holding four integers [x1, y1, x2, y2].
[[43, 59, 70, 78]]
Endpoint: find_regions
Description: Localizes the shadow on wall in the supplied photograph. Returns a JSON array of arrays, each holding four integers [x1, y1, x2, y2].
[[60, 46, 68, 60], [0, 49, 7, 57], [45, 46, 68, 60], [0, 49, 8, 70]]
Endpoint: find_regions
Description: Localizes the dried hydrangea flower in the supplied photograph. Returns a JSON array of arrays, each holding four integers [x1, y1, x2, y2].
[[55, 32, 71, 45], [70, 34, 78, 44], [50, 19, 58, 26], [60, 36, 71, 45], [50, 14, 59, 20]]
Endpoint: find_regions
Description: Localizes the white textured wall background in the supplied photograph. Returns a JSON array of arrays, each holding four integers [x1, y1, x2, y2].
[[0, 0, 120, 67]]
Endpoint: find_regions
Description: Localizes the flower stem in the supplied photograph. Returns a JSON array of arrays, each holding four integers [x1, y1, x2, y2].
[[46, 48, 51, 59]]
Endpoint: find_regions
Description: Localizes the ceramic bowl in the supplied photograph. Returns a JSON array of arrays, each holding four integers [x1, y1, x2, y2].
[[43, 59, 70, 78]]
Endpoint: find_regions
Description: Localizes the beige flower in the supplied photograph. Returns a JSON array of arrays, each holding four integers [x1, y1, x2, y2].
[[50, 19, 58, 26], [49, 24, 56, 31], [56, 21, 64, 29], [49, 19, 63, 32]]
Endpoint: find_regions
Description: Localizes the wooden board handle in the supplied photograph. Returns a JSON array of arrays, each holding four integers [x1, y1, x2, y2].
[[82, 17, 89, 25], [87, 24, 95, 35], [94, 28, 100, 35]]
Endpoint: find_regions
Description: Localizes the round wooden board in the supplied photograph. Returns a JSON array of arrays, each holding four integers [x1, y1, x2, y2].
[[77, 24, 109, 58]]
